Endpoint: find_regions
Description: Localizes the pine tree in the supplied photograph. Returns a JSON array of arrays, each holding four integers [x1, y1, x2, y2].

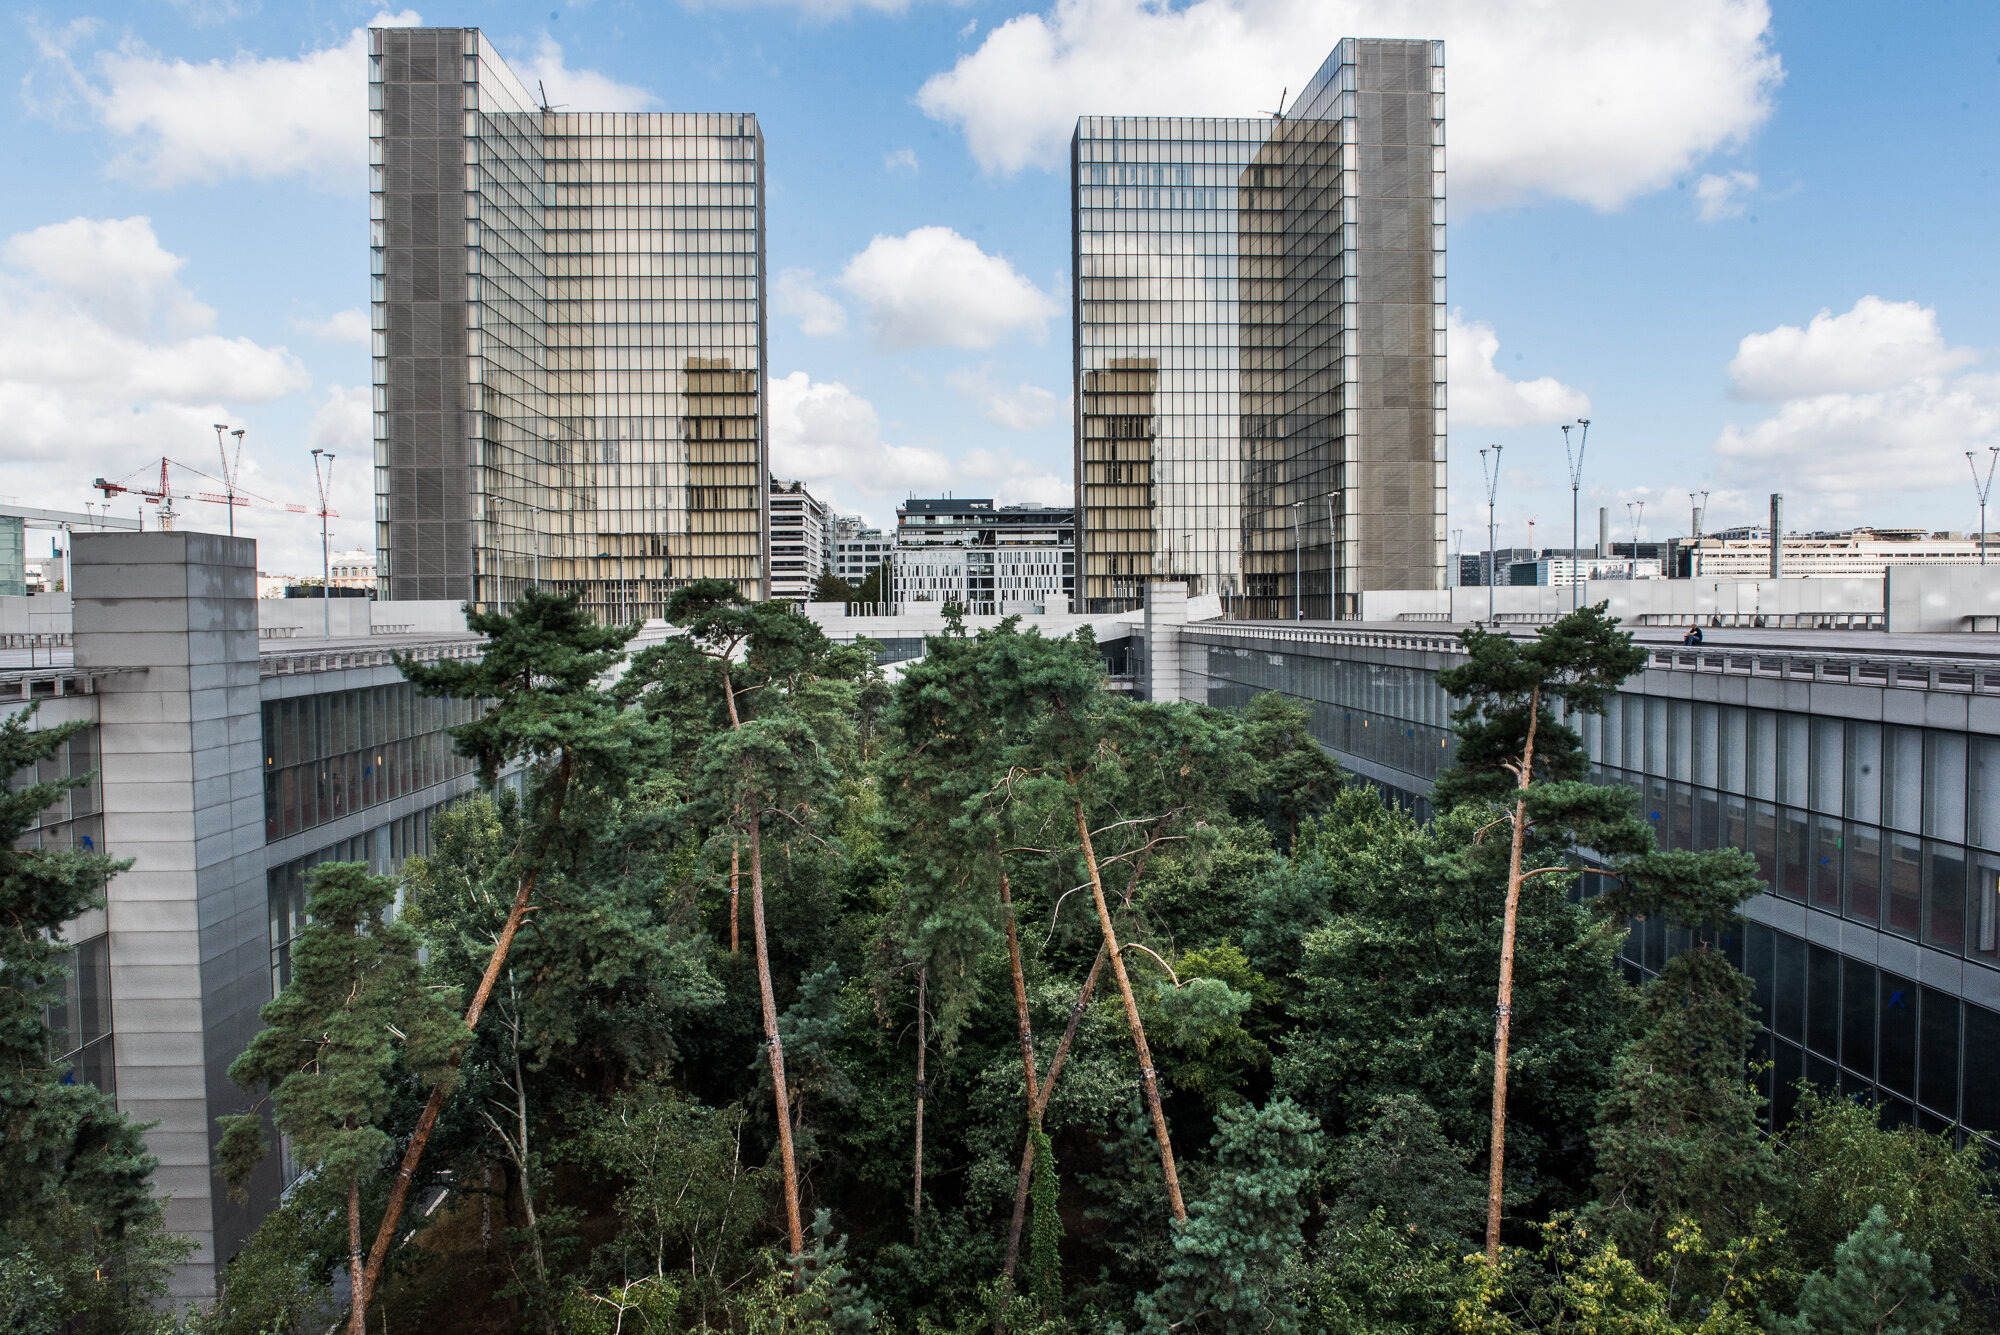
[[1590, 946, 1777, 1270], [0, 707, 182, 1333], [218, 861, 461, 1335], [1326, 1094, 1485, 1251], [1771, 1205, 1955, 1335], [353, 588, 661, 1321], [1134, 1098, 1321, 1335], [1434, 605, 1761, 1256]]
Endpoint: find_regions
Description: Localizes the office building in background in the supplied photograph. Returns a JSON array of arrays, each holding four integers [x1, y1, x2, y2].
[[371, 26, 768, 618], [891, 497, 1075, 614], [768, 478, 830, 603], [1073, 38, 1446, 617]]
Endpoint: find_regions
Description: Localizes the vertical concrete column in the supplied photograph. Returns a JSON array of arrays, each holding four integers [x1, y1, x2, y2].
[[1145, 580, 1189, 703], [72, 532, 268, 1303]]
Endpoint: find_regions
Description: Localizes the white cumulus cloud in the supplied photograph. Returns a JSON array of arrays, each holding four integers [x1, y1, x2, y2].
[[946, 368, 1063, 431], [773, 269, 849, 337], [883, 147, 920, 174], [1715, 298, 1998, 518], [1694, 169, 1758, 221], [294, 308, 372, 345], [35, 15, 649, 190], [838, 226, 1058, 351], [1728, 296, 1977, 401], [768, 371, 1071, 523], [917, 0, 1782, 212], [1446, 314, 1589, 428], [0, 215, 312, 523]]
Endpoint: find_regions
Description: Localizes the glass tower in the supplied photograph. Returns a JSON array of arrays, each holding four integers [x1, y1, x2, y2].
[[1073, 37, 1445, 618], [371, 27, 768, 617]]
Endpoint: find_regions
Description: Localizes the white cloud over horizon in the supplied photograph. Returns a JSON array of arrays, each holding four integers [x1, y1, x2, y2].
[[918, 0, 1782, 212], [773, 269, 849, 337], [768, 370, 1069, 525], [1447, 314, 1590, 428], [838, 227, 1058, 351], [946, 367, 1063, 431], [1715, 297, 1999, 516], [1695, 169, 1758, 221], [30, 14, 651, 190]]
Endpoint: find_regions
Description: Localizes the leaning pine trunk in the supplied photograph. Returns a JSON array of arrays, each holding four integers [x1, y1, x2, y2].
[[1004, 945, 1106, 1279], [1484, 684, 1541, 1260], [912, 967, 927, 1247], [356, 752, 574, 1324], [1072, 799, 1185, 1222], [750, 807, 807, 1268]]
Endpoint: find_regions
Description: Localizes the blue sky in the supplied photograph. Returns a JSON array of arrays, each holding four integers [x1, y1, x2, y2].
[[3, 0, 1997, 575]]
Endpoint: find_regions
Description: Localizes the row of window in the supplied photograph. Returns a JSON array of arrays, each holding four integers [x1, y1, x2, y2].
[[267, 806, 449, 997], [262, 685, 481, 841], [1616, 913, 2000, 1143], [6, 726, 104, 855], [48, 934, 114, 1095]]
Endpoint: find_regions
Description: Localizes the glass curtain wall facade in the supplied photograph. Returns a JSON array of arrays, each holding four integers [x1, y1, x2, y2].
[[1184, 633, 2000, 1145], [372, 27, 768, 618], [1073, 38, 1445, 617]]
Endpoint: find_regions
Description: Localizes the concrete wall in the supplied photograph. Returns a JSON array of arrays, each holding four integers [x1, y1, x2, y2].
[[0, 592, 73, 635], [72, 532, 274, 1302], [1361, 576, 1885, 624], [257, 597, 468, 638], [1885, 566, 2000, 632]]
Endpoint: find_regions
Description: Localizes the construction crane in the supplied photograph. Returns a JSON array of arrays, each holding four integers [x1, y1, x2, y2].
[[92, 456, 335, 531]]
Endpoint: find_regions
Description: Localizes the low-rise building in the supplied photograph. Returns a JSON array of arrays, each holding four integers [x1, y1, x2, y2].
[[1693, 527, 1997, 578], [828, 515, 891, 589]]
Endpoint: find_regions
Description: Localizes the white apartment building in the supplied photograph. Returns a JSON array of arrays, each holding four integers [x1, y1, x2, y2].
[[770, 479, 831, 603], [330, 548, 376, 591], [890, 498, 1074, 614], [829, 515, 892, 588], [1692, 527, 1997, 578]]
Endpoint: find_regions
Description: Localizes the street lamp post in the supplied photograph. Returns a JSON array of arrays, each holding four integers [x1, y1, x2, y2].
[[310, 449, 335, 639], [1969, 448, 2000, 566], [1562, 419, 1590, 611], [1291, 500, 1304, 621], [1480, 445, 1503, 623]]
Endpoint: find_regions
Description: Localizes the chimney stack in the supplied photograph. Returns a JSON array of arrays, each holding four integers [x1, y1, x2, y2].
[[1769, 493, 1783, 578], [1598, 507, 1609, 559]]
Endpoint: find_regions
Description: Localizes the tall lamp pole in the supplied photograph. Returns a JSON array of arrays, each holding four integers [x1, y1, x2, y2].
[[1969, 448, 1999, 566], [310, 449, 335, 638], [1562, 419, 1590, 611], [1479, 445, 1503, 623], [1291, 500, 1304, 621]]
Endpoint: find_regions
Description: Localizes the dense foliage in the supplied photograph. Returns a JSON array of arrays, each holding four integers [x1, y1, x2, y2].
[[20, 598, 1990, 1334]]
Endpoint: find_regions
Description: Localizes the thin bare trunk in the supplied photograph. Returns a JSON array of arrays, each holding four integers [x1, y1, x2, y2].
[[912, 967, 927, 1247], [1004, 945, 1106, 1278], [481, 1160, 492, 1255], [357, 753, 573, 1322], [729, 839, 741, 954], [347, 1175, 364, 1335], [750, 810, 807, 1268], [513, 1049, 553, 1332], [1484, 684, 1541, 1260], [1072, 799, 1184, 1222]]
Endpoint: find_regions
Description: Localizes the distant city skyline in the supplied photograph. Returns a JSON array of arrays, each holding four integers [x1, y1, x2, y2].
[[3, 2, 1997, 576]]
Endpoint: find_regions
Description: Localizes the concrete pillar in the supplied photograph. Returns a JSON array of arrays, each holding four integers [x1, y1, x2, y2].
[[1597, 507, 1609, 559], [1143, 580, 1188, 703], [72, 531, 270, 1302]]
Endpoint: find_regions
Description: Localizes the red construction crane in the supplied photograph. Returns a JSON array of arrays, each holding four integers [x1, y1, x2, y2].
[[93, 457, 335, 531]]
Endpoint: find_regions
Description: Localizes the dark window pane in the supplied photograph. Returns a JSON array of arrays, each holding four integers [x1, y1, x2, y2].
[[1879, 971, 1917, 1098], [1752, 800, 1778, 891], [1745, 921, 1774, 1028], [1694, 788, 1719, 850], [1777, 806, 1809, 902], [1722, 793, 1749, 854], [1774, 932, 1806, 1044], [1750, 1029, 1774, 1128], [1773, 1039, 1804, 1129], [1886, 834, 1922, 939], [1807, 943, 1840, 1057], [1812, 814, 1843, 911], [1880, 1096, 1914, 1129], [1919, 986, 1961, 1120], [1842, 956, 1877, 1080], [1925, 843, 1966, 954], [1973, 853, 2000, 967], [1643, 913, 1666, 974], [1807, 1052, 1840, 1095], [1963, 1004, 2000, 1139], [1846, 823, 1883, 924]]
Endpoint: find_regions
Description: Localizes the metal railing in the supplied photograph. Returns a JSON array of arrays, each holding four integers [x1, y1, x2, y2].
[[1183, 623, 1466, 656], [260, 637, 485, 678], [0, 632, 71, 648], [0, 666, 130, 700]]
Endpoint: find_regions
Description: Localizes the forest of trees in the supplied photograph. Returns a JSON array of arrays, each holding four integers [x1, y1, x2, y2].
[[8, 586, 2000, 1334]]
